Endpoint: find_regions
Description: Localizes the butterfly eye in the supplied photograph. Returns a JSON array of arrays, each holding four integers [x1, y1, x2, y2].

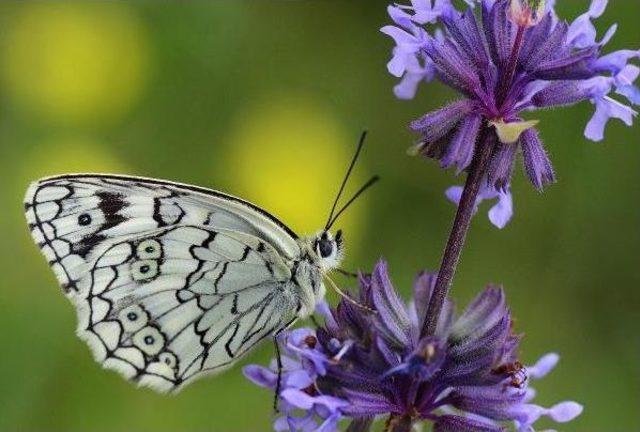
[[318, 238, 334, 258]]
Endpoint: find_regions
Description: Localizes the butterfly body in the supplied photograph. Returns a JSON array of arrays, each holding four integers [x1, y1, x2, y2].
[[24, 174, 343, 392]]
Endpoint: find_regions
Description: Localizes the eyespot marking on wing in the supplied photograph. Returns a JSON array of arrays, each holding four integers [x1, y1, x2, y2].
[[85, 229, 296, 392], [118, 304, 149, 333]]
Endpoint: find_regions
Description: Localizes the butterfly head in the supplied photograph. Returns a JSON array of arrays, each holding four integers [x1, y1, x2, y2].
[[313, 230, 344, 272]]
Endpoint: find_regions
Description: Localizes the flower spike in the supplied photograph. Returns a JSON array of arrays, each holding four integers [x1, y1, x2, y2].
[[383, 0, 638, 226]]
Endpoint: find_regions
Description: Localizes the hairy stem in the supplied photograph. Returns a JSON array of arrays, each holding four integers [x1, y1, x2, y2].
[[385, 414, 414, 432], [421, 126, 493, 337]]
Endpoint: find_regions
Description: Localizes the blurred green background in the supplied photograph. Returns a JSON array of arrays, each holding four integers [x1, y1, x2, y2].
[[0, 1, 637, 431]]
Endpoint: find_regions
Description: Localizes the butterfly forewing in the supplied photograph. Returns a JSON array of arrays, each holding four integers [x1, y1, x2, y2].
[[24, 175, 305, 392]]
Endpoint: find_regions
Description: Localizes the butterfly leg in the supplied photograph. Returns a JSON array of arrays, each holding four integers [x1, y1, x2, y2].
[[336, 268, 358, 278], [272, 316, 299, 413], [272, 331, 284, 413]]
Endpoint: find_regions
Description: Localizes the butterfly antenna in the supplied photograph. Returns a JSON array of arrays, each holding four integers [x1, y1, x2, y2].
[[324, 275, 376, 313], [325, 130, 368, 231], [326, 175, 379, 230]]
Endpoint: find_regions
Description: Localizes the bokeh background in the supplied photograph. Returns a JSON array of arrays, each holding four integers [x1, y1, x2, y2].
[[0, 1, 638, 431]]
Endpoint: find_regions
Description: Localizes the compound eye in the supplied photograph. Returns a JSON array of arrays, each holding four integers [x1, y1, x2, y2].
[[318, 239, 334, 258]]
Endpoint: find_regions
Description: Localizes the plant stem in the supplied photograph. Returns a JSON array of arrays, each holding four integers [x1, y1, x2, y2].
[[420, 126, 493, 337], [385, 414, 414, 432]]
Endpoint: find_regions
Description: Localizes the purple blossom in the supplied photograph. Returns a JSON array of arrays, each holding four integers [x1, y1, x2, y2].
[[243, 327, 349, 431], [383, 0, 638, 225], [446, 181, 513, 229], [380, 5, 433, 99], [245, 261, 582, 431]]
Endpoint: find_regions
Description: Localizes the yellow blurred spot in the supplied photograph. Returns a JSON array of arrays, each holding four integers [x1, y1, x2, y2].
[[1, 3, 150, 126], [223, 96, 369, 252]]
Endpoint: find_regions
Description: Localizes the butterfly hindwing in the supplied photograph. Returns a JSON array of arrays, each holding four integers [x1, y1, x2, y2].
[[79, 226, 297, 392], [24, 175, 304, 392]]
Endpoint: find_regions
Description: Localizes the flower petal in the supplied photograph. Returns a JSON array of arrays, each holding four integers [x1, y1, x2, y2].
[[370, 260, 413, 348], [567, 0, 609, 48], [531, 81, 591, 108], [451, 286, 507, 342], [522, 21, 569, 71], [487, 141, 517, 191], [547, 401, 584, 423], [446, 181, 512, 229], [585, 96, 637, 141], [528, 353, 560, 379], [425, 38, 482, 96], [342, 389, 398, 416], [450, 385, 528, 422], [410, 99, 475, 146], [412, 271, 437, 328], [483, 0, 515, 66], [442, 114, 482, 172], [510, 400, 583, 430], [521, 128, 555, 191], [286, 369, 315, 389], [487, 189, 513, 229], [243, 365, 277, 389], [394, 69, 429, 99], [316, 413, 341, 432], [281, 389, 316, 410], [445, 185, 465, 208], [595, 49, 640, 73], [441, 7, 490, 68]]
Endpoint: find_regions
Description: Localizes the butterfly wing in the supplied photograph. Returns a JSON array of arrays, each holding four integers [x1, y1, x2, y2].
[[24, 174, 300, 294], [24, 175, 303, 392]]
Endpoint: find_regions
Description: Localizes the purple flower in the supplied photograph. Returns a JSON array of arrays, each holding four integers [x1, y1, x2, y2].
[[383, 0, 638, 224], [380, 5, 434, 99], [246, 261, 582, 431], [446, 181, 513, 229], [244, 327, 349, 431]]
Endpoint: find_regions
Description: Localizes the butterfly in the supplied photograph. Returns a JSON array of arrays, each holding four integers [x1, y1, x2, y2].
[[23, 132, 376, 393]]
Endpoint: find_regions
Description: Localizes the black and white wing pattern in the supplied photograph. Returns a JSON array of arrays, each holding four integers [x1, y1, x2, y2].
[[24, 175, 304, 392]]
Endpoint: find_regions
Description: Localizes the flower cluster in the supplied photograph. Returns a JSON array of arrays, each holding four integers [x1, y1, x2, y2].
[[244, 327, 350, 431], [245, 261, 582, 431], [382, 0, 639, 226]]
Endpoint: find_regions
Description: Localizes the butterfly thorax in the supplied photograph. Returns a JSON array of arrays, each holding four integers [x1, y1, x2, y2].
[[293, 230, 344, 318]]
